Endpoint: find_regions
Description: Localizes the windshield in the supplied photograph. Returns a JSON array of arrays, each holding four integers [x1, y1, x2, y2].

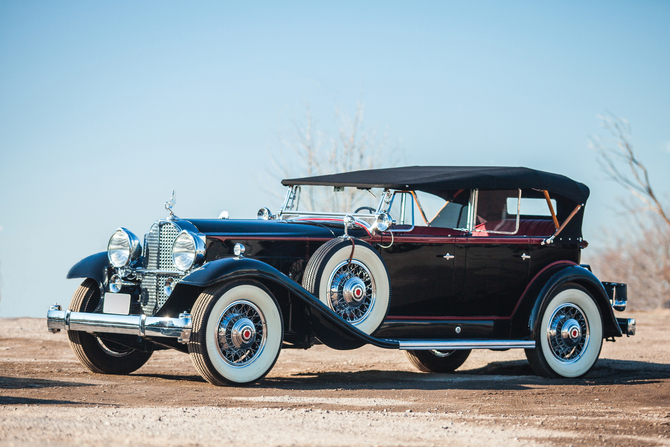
[[284, 185, 382, 215]]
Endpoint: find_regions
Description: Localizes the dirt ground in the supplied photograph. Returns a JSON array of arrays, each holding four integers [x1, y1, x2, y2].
[[1, 310, 669, 447]]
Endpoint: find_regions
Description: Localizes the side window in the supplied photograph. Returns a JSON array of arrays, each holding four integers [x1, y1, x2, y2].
[[418, 190, 469, 230], [387, 192, 415, 226], [386, 190, 470, 230], [474, 189, 521, 234], [507, 197, 557, 217]]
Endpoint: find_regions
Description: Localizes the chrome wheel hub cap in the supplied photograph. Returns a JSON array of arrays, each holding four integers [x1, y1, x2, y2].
[[217, 300, 266, 367], [342, 277, 366, 306], [560, 319, 582, 347], [230, 318, 257, 350], [547, 303, 589, 364], [328, 260, 376, 324]]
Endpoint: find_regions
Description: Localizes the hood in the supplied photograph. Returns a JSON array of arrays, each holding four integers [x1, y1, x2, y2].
[[174, 218, 342, 239]]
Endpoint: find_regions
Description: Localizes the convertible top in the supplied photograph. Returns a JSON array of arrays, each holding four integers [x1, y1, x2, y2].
[[282, 166, 590, 204]]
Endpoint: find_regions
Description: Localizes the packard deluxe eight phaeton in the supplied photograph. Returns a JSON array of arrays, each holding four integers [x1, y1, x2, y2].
[[47, 166, 635, 385]]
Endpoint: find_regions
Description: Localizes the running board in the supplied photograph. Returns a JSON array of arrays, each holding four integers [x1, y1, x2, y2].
[[396, 340, 535, 350]]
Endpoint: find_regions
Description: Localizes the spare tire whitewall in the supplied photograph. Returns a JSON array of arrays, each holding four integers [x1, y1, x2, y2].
[[526, 284, 603, 378], [188, 280, 283, 386], [303, 238, 391, 335]]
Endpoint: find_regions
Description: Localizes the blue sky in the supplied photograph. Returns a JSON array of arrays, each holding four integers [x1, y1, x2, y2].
[[1, 1, 669, 316]]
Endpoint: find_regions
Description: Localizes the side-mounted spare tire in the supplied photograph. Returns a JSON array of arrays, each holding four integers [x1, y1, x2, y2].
[[302, 238, 391, 335]]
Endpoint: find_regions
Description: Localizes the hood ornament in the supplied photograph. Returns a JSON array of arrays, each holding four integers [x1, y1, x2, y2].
[[165, 190, 178, 220]]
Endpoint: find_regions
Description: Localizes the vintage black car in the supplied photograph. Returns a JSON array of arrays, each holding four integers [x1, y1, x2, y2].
[[48, 166, 635, 385]]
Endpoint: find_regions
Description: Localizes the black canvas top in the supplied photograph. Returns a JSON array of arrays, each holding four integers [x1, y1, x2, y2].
[[282, 166, 590, 204]]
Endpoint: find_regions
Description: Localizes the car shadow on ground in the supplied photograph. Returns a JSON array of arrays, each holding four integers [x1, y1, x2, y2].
[[133, 358, 670, 391], [0, 376, 96, 390], [0, 396, 107, 406]]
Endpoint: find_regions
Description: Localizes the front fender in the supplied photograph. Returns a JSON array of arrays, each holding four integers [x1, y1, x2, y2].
[[175, 257, 398, 350], [67, 252, 109, 288], [512, 264, 621, 339]]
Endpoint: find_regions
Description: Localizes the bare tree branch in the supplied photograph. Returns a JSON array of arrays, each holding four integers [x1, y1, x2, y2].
[[268, 102, 402, 212], [587, 114, 670, 309], [589, 114, 670, 227]]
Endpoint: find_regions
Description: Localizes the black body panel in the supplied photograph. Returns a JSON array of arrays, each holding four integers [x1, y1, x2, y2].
[[67, 251, 109, 287], [381, 237, 464, 317], [511, 263, 622, 339], [374, 319, 495, 339], [166, 256, 399, 350], [462, 240, 530, 316]]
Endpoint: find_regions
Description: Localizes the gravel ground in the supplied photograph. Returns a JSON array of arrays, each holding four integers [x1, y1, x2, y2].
[[1, 310, 669, 446]]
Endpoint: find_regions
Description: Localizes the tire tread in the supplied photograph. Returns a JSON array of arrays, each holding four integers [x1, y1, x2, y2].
[[68, 279, 153, 375]]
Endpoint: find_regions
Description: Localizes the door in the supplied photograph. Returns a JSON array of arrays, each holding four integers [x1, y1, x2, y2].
[[379, 190, 469, 317], [461, 189, 530, 317]]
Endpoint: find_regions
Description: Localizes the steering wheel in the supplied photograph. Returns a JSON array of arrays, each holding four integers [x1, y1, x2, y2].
[[354, 206, 376, 214]]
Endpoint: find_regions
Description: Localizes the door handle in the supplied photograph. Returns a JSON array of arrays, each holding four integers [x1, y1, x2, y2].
[[443, 253, 455, 260], [521, 253, 531, 261]]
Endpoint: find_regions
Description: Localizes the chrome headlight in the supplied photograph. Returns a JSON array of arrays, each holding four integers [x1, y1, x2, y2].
[[172, 230, 206, 271], [107, 228, 142, 268]]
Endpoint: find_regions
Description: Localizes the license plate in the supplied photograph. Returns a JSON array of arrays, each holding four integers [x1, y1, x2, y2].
[[103, 293, 131, 315]]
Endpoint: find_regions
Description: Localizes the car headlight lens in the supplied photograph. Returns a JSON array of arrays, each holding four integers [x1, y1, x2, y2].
[[172, 231, 205, 271], [107, 228, 141, 268]]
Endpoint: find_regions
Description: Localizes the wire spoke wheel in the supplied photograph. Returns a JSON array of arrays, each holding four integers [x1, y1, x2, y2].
[[327, 260, 376, 324], [216, 300, 266, 367], [546, 303, 589, 364], [526, 284, 603, 378], [188, 280, 283, 386]]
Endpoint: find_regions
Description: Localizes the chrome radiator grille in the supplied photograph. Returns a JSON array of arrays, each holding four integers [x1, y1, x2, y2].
[[140, 221, 182, 315]]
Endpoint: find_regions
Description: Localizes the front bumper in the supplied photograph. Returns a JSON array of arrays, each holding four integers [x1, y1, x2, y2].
[[47, 305, 192, 343]]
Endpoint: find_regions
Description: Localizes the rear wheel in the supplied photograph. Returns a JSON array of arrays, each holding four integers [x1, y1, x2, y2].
[[67, 279, 153, 375], [525, 284, 603, 378], [405, 349, 471, 373], [188, 280, 283, 386]]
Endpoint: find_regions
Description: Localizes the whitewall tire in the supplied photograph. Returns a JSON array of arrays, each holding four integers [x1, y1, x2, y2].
[[302, 238, 391, 335], [526, 284, 603, 378], [188, 280, 283, 386]]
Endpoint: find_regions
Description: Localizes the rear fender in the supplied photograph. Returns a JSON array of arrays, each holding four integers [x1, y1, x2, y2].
[[511, 263, 621, 339], [166, 257, 398, 350]]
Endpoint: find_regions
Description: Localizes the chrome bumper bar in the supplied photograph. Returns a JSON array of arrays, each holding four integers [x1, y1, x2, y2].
[[47, 304, 192, 343], [397, 340, 535, 350]]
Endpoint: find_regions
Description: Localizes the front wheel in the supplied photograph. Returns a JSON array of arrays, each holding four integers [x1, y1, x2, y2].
[[67, 279, 154, 375], [405, 349, 471, 373], [188, 280, 283, 386], [525, 284, 603, 378]]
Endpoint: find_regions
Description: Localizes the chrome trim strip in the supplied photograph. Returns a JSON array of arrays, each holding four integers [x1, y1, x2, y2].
[[280, 210, 376, 223], [134, 268, 184, 275], [397, 340, 536, 350], [46, 305, 192, 343]]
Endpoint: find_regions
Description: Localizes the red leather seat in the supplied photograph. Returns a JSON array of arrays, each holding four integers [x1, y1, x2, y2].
[[473, 219, 556, 237]]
